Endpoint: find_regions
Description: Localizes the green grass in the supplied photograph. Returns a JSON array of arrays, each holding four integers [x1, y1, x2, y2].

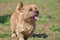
[[0, 0, 18, 3], [0, 0, 60, 40], [49, 25, 60, 32], [28, 37, 42, 40], [0, 33, 11, 38]]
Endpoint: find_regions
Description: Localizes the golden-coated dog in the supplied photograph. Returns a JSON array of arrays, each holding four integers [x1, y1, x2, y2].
[[10, 1, 39, 40]]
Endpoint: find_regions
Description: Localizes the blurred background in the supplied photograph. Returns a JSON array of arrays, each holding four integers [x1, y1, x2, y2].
[[0, 0, 60, 40]]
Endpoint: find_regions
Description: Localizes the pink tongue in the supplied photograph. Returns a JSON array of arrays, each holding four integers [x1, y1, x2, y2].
[[34, 16, 39, 20]]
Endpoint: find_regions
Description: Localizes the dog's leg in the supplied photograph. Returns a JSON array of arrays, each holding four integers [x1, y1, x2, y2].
[[16, 29, 24, 40], [17, 32, 24, 40], [10, 25, 17, 38], [11, 31, 17, 38], [16, 26, 24, 40], [19, 33, 24, 40]]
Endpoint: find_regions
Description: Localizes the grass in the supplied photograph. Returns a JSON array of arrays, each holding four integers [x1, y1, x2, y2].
[[0, 0, 18, 3], [49, 25, 60, 32], [0, 33, 11, 38], [0, 0, 60, 40]]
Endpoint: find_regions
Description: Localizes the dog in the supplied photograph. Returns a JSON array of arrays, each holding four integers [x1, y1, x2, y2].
[[10, 1, 39, 40]]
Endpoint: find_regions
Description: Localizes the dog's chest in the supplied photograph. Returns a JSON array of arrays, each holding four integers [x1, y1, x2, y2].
[[18, 21, 35, 34], [24, 22, 35, 30], [23, 22, 35, 34]]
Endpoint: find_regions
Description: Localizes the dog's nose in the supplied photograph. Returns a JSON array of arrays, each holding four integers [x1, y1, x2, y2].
[[35, 11, 39, 14]]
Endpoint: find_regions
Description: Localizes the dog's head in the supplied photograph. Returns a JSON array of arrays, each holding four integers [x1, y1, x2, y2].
[[16, 2, 39, 21]]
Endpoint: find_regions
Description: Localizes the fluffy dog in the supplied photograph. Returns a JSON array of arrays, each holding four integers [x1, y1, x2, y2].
[[10, 1, 39, 40]]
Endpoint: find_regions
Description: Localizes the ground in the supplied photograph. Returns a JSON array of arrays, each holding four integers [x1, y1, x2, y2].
[[0, 0, 60, 40]]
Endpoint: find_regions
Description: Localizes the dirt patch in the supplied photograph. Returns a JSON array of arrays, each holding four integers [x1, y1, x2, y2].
[[0, 38, 10, 40], [0, 2, 15, 10], [0, 2, 16, 16], [0, 12, 3, 16], [0, 26, 10, 33]]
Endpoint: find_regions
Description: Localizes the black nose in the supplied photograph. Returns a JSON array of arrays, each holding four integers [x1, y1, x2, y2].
[[35, 11, 39, 14]]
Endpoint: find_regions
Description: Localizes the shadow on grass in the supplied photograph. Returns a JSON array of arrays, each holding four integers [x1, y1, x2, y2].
[[0, 14, 11, 23], [24, 33, 48, 40], [32, 33, 48, 38]]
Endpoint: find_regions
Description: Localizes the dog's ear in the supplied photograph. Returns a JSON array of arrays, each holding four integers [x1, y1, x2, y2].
[[16, 1, 23, 10]]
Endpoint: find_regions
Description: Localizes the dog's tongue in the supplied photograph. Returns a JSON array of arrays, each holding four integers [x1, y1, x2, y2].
[[34, 16, 39, 20]]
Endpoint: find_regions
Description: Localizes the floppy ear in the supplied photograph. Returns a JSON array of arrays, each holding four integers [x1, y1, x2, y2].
[[16, 1, 23, 10]]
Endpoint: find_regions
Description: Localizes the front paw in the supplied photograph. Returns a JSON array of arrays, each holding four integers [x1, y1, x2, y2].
[[11, 33, 16, 38]]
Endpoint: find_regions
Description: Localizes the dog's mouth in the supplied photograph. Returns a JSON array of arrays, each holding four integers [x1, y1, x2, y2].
[[34, 16, 39, 20], [30, 14, 39, 20]]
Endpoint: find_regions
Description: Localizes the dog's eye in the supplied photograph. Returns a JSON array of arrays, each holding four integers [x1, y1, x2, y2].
[[29, 8, 32, 11], [35, 7, 37, 9]]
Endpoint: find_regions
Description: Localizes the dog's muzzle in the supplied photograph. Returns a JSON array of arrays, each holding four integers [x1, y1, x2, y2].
[[34, 10, 39, 15], [33, 11, 39, 20]]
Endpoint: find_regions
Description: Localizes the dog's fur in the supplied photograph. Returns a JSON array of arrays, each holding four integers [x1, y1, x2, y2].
[[10, 2, 39, 40]]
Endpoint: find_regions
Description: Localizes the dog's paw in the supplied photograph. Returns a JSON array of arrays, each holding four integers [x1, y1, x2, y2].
[[11, 34, 16, 38]]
